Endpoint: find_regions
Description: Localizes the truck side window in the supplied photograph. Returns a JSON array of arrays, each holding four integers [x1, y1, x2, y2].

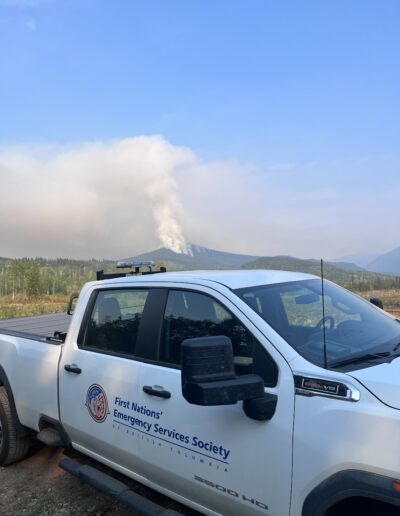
[[82, 289, 149, 356], [160, 290, 278, 386]]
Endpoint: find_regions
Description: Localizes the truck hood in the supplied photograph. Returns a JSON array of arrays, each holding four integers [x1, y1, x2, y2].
[[349, 357, 400, 410]]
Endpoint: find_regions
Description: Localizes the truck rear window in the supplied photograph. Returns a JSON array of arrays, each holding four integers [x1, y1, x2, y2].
[[82, 289, 149, 356]]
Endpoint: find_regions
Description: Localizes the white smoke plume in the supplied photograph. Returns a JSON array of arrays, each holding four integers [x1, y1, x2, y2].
[[0, 136, 193, 258]]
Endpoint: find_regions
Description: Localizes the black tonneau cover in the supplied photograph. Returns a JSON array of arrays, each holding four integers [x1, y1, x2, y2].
[[0, 313, 71, 341]]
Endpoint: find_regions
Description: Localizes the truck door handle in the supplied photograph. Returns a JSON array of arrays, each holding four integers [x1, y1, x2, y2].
[[143, 386, 171, 399], [64, 364, 82, 374]]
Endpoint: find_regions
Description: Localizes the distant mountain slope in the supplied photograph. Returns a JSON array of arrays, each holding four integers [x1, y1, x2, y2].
[[186, 243, 259, 268], [367, 246, 400, 275], [327, 261, 365, 272], [242, 256, 392, 290], [241, 255, 354, 284], [331, 253, 379, 269], [128, 244, 397, 290], [127, 244, 258, 270]]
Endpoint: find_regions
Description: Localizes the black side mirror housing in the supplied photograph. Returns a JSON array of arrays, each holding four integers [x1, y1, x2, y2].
[[181, 336, 264, 406], [243, 394, 278, 421], [370, 297, 384, 310], [181, 336, 278, 420]]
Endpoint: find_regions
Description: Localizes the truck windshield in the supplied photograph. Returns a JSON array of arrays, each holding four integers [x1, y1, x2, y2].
[[234, 279, 400, 369]]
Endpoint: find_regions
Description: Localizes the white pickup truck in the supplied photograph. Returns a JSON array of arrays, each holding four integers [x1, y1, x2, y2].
[[1, 267, 400, 516]]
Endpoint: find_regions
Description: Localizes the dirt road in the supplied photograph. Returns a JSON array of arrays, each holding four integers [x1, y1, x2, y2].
[[0, 445, 197, 516]]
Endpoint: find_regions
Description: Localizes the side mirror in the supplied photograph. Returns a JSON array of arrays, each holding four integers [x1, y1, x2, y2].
[[370, 297, 384, 310], [67, 293, 79, 315], [181, 336, 278, 420]]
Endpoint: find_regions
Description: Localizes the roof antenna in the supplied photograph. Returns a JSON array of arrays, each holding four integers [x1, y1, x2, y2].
[[321, 259, 328, 369]]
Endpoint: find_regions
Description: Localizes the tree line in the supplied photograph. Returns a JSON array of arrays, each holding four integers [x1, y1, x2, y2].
[[347, 273, 400, 292], [0, 257, 398, 300], [0, 258, 115, 299]]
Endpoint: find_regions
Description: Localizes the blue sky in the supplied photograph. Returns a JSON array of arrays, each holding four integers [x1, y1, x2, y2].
[[0, 0, 399, 259]]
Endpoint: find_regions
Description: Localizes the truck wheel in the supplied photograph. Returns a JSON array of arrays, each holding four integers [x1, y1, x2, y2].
[[0, 386, 31, 465]]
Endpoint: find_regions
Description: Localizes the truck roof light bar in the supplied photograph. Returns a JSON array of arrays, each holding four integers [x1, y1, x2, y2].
[[96, 260, 166, 281], [116, 260, 155, 269]]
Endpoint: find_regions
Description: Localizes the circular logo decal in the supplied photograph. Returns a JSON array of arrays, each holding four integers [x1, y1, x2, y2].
[[86, 384, 109, 423]]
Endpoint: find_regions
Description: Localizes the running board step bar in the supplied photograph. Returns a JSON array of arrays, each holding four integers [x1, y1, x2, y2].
[[59, 458, 180, 516]]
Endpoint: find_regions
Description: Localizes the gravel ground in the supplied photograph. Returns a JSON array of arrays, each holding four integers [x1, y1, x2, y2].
[[0, 444, 199, 516]]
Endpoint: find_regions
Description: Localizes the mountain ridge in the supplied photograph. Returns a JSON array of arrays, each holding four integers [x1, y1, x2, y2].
[[127, 243, 398, 290], [367, 246, 400, 275], [332, 246, 400, 275], [126, 243, 259, 270]]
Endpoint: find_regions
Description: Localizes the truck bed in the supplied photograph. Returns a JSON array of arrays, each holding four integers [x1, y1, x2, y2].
[[0, 312, 71, 340]]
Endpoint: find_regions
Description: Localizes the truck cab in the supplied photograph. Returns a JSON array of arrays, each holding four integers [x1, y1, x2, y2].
[[59, 270, 295, 515]]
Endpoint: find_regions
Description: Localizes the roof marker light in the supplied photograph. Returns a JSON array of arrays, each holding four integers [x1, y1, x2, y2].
[[116, 260, 155, 269]]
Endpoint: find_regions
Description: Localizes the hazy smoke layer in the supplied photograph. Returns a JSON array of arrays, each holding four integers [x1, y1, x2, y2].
[[0, 136, 193, 258], [0, 136, 398, 260]]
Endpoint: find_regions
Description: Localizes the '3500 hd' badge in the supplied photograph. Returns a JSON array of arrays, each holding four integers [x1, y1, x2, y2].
[[86, 384, 109, 423]]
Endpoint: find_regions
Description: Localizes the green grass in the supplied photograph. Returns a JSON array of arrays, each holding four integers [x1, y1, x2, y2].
[[0, 295, 69, 320], [358, 289, 400, 311]]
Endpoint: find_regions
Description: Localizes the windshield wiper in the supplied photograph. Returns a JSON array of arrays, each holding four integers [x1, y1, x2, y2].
[[392, 342, 400, 353], [331, 352, 391, 369]]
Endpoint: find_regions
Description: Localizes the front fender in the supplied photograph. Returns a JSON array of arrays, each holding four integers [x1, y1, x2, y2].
[[303, 469, 400, 515]]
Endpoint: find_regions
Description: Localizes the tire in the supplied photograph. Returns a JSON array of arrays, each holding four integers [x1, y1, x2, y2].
[[0, 386, 31, 465]]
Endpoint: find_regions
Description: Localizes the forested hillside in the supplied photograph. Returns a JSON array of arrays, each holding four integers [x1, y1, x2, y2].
[[131, 246, 400, 292], [241, 256, 400, 291]]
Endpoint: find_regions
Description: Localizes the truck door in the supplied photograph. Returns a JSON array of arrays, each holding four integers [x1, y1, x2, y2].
[[59, 287, 152, 475], [135, 287, 295, 516]]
